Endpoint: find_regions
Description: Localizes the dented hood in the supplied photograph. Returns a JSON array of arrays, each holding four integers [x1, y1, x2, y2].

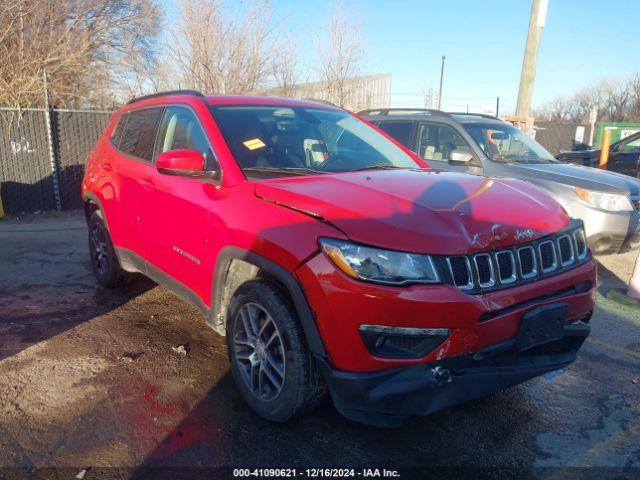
[[254, 169, 569, 255]]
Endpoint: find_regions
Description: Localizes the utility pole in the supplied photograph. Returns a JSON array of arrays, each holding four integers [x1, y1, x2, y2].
[[515, 0, 548, 118], [496, 97, 500, 117], [437, 55, 445, 110]]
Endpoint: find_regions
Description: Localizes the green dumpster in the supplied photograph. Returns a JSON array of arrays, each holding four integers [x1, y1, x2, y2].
[[595, 122, 640, 148]]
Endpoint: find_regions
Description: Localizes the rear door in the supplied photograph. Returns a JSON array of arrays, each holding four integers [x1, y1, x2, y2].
[[373, 121, 417, 151], [109, 107, 163, 253], [138, 105, 219, 303]]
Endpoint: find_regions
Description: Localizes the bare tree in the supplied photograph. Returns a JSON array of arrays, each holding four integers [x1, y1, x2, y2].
[[269, 34, 301, 97], [316, 3, 365, 108], [173, 0, 279, 95], [0, 0, 162, 109], [629, 74, 640, 120], [602, 79, 631, 122], [535, 97, 576, 122], [535, 74, 640, 123]]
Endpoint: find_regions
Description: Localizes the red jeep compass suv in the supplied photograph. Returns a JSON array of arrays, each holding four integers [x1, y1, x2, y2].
[[82, 90, 595, 427]]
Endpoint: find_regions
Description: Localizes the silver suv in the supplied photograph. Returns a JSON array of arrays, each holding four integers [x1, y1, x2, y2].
[[362, 109, 640, 255]]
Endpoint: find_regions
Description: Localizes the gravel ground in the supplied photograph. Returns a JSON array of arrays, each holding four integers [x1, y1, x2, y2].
[[0, 212, 638, 478]]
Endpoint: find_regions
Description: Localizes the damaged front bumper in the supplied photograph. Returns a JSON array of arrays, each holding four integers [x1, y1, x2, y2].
[[318, 309, 590, 427]]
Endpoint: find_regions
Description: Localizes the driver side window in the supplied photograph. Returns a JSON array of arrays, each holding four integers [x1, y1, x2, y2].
[[155, 106, 217, 169], [417, 123, 480, 166]]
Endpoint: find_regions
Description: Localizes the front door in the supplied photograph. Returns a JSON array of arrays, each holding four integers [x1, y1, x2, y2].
[[138, 105, 218, 303]]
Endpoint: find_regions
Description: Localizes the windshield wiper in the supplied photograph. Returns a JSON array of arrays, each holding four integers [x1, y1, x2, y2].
[[243, 166, 325, 176], [349, 164, 404, 172]]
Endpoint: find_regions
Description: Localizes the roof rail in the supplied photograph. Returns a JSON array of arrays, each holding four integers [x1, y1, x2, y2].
[[357, 107, 449, 117], [127, 89, 205, 105], [449, 112, 501, 120]]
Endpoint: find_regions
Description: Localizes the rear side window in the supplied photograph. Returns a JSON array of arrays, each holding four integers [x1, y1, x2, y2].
[[110, 113, 128, 147], [119, 107, 163, 161], [376, 121, 414, 148]]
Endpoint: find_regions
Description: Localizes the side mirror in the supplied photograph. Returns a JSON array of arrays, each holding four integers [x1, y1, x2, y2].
[[157, 150, 206, 177], [449, 148, 474, 164]]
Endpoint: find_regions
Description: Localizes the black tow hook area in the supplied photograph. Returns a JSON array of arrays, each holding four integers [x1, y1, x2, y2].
[[431, 366, 452, 385]]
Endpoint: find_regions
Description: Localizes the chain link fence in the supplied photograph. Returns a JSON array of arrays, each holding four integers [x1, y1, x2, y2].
[[0, 108, 600, 215], [0, 108, 111, 214]]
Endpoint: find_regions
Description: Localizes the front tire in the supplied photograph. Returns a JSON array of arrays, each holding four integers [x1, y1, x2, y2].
[[226, 279, 326, 422], [87, 210, 128, 288]]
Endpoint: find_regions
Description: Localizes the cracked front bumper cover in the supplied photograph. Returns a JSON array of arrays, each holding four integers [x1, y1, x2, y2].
[[318, 319, 590, 427]]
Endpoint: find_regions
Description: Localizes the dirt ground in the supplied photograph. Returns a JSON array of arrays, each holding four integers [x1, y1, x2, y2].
[[0, 212, 638, 478]]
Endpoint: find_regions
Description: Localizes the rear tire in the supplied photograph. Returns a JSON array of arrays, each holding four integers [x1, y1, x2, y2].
[[226, 279, 326, 422], [87, 210, 129, 288]]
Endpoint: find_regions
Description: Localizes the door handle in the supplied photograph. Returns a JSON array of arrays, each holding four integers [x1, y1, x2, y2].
[[101, 162, 112, 171]]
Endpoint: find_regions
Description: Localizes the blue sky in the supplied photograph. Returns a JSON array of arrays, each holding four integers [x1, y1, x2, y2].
[[162, 0, 640, 113]]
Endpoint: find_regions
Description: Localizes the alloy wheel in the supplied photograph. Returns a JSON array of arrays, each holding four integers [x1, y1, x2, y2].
[[233, 302, 286, 401], [89, 222, 109, 276]]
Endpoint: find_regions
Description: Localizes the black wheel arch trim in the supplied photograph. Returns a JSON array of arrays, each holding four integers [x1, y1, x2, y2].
[[212, 246, 327, 358], [82, 191, 109, 230]]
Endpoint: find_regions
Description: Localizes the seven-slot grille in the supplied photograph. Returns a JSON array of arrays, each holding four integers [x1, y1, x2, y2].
[[446, 227, 588, 293]]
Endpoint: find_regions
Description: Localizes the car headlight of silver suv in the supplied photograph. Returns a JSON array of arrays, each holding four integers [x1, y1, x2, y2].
[[575, 188, 633, 212], [319, 238, 440, 285]]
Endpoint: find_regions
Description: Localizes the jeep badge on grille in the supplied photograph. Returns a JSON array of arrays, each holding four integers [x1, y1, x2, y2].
[[515, 228, 535, 241]]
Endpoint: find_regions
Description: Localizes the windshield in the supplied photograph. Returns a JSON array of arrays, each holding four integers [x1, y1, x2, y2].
[[463, 123, 558, 164], [209, 106, 419, 177]]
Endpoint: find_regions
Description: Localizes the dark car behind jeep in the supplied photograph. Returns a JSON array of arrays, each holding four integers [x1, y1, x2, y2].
[[556, 130, 640, 178]]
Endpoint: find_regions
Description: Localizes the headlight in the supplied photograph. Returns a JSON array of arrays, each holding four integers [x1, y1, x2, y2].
[[574, 188, 633, 212], [319, 238, 439, 285]]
